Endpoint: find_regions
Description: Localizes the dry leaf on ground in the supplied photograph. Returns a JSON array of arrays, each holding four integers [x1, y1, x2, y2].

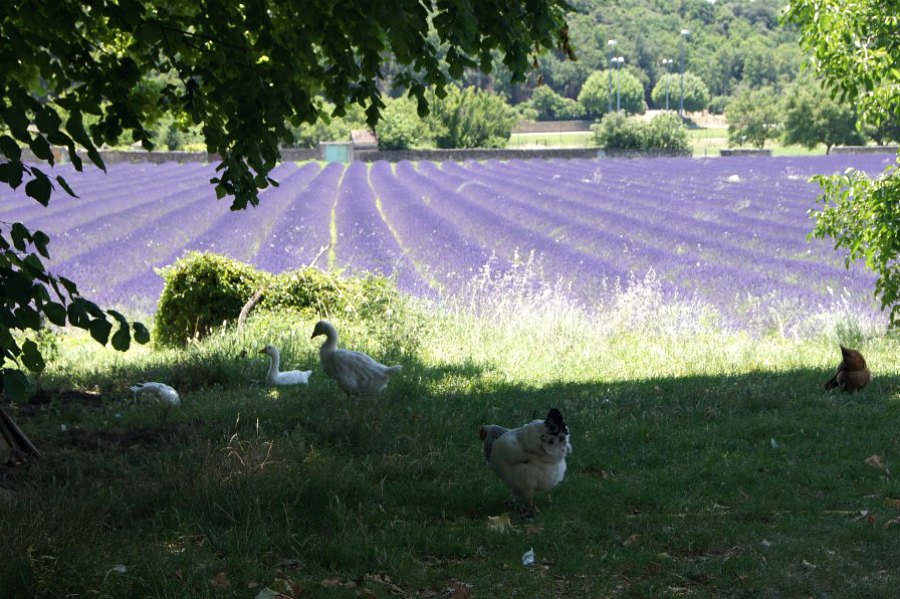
[[487, 513, 513, 532]]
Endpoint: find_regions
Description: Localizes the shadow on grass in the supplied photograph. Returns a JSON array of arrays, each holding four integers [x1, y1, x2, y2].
[[3, 360, 899, 597]]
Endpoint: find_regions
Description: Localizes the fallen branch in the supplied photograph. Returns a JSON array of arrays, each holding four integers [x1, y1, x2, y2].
[[237, 289, 265, 329]]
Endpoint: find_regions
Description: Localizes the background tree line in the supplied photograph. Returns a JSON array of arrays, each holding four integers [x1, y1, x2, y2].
[[138, 0, 897, 153]]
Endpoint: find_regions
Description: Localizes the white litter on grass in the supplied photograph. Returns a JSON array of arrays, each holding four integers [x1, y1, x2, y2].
[[522, 547, 536, 567], [104, 564, 127, 579], [770, 438, 780, 449], [726, 174, 741, 183]]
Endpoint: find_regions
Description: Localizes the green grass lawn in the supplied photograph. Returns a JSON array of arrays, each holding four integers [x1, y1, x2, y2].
[[508, 126, 829, 157], [507, 131, 596, 149], [2, 284, 899, 597]]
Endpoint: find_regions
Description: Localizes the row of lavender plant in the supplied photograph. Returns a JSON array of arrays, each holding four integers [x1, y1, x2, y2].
[[441, 155, 889, 324], [1, 153, 894, 330]]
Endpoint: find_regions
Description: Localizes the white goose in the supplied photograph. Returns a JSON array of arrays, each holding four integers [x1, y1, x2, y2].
[[311, 320, 402, 396], [129, 382, 181, 406], [260, 345, 312, 386]]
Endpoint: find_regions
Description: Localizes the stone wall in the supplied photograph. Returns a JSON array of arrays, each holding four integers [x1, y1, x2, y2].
[[831, 145, 898, 155], [353, 147, 603, 162], [511, 120, 594, 134], [719, 149, 772, 157], [21, 145, 694, 166]]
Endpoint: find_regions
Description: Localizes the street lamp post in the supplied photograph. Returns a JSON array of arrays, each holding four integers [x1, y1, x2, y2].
[[662, 58, 673, 111], [679, 29, 690, 117], [614, 56, 625, 112], [607, 39, 617, 114]]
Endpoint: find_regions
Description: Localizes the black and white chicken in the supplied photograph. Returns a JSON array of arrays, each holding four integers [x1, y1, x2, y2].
[[479, 408, 572, 515]]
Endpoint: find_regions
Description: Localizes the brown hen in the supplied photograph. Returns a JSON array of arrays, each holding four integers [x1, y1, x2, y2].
[[823, 346, 871, 392]]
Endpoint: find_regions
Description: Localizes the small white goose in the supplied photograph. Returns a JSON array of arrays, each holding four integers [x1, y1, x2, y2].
[[311, 320, 401, 396], [260, 345, 312, 386], [129, 382, 181, 406]]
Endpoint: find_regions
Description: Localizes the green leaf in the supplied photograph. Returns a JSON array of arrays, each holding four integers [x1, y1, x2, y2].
[[1, 368, 31, 403], [66, 301, 90, 328], [106, 309, 128, 325], [25, 170, 53, 206], [32, 230, 51, 258], [1, 106, 30, 140], [28, 134, 54, 163], [43, 301, 67, 326], [89, 318, 112, 345], [0, 134, 21, 160], [2, 273, 33, 305], [111, 326, 131, 351], [132, 322, 151, 344], [0, 161, 25, 188], [14, 305, 42, 331], [23, 253, 46, 277], [10, 222, 29, 251], [21, 339, 45, 372], [56, 175, 79, 198]]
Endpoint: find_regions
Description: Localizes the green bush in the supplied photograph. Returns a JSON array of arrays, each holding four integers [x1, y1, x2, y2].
[[642, 113, 689, 151], [375, 97, 430, 150], [155, 252, 269, 346], [592, 112, 688, 152], [263, 267, 398, 320], [154, 253, 401, 346], [591, 112, 645, 150], [427, 85, 517, 148]]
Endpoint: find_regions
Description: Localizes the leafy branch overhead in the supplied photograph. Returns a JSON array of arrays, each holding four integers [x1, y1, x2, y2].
[[785, 0, 900, 326], [0, 0, 572, 400], [2, 0, 572, 210]]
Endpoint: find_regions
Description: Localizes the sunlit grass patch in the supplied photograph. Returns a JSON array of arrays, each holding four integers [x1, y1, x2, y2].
[[2, 264, 898, 596]]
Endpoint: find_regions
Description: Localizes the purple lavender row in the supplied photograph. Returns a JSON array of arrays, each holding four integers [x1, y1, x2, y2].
[[496, 158, 814, 248], [331, 161, 426, 295], [475, 158, 858, 278], [183, 162, 319, 263], [251, 162, 343, 274], [1, 163, 216, 267], [101, 162, 319, 308], [474, 158, 884, 318], [367, 160, 494, 297], [58, 162, 314, 310], [39, 166, 216, 264], [495, 157, 877, 282], [450, 159, 875, 317], [0, 162, 212, 226], [406, 161, 632, 304]]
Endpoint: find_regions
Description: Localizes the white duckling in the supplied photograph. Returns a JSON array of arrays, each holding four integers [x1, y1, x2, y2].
[[129, 382, 181, 406], [260, 345, 312, 386], [311, 320, 402, 396]]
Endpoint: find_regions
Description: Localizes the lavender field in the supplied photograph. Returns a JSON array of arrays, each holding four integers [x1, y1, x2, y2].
[[1, 154, 895, 330]]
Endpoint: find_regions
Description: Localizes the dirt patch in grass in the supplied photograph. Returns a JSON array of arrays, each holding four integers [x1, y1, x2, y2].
[[60, 423, 199, 451], [18, 388, 105, 416]]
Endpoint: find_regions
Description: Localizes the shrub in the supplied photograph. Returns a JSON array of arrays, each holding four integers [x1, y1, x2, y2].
[[375, 97, 430, 150], [155, 252, 268, 346], [262, 267, 399, 320], [427, 85, 517, 148], [591, 112, 645, 150], [708, 95, 730, 115], [154, 253, 402, 346], [643, 113, 689, 151], [592, 112, 688, 152]]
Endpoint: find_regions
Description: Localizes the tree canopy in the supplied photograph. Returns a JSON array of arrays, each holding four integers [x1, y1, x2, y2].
[[0, 0, 572, 399], [785, 0, 900, 326]]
